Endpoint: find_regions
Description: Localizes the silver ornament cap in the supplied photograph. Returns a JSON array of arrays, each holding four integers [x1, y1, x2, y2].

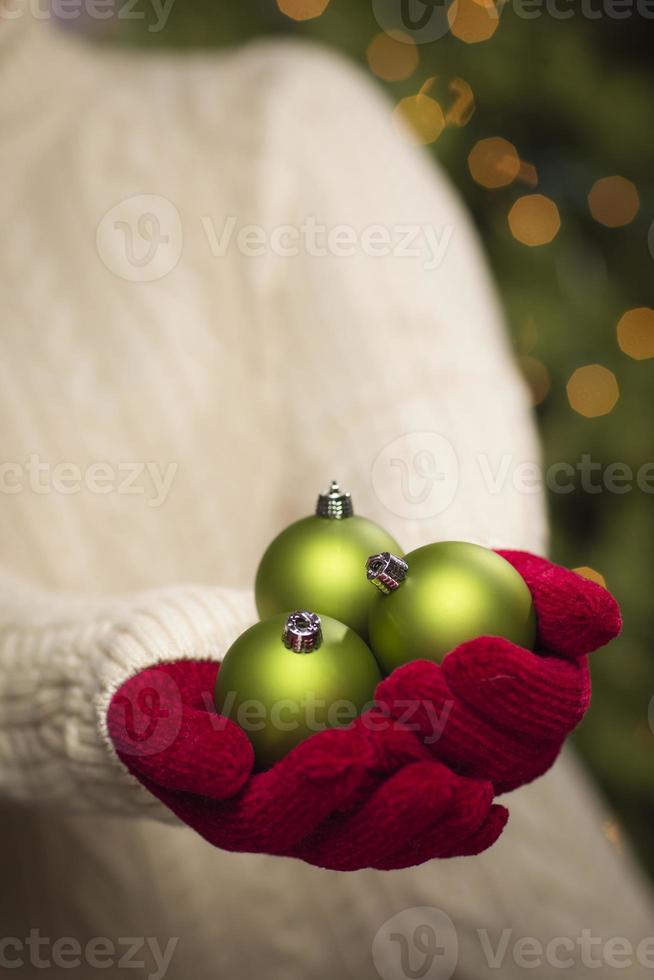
[[282, 611, 323, 653], [315, 480, 353, 520], [366, 552, 409, 595]]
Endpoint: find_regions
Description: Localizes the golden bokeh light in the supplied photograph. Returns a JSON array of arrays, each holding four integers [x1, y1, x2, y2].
[[617, 307, 654, 360], [393, 92, 445, 146], [566, 364, 619, 418], [588, 176, 640, 228], [448, 0, 500, 43], [445, 77, 475, 127], [366, 31, 418, 82], [574, 566, 607, 589], [508, 194, 561, 246], [518, 160, 538, 187], [277, 0, 330, 20], [468, 137, 520, 189], [517, 355, 550, 406]]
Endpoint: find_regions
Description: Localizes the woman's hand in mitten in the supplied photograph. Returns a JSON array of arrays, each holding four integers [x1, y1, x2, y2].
[[375, 552, 621, 793], [107, 660, 507, 871]]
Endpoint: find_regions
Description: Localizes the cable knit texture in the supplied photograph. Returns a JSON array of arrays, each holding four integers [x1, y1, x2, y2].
[[105, 552, 620, 869], [0, 571, 255, 815]]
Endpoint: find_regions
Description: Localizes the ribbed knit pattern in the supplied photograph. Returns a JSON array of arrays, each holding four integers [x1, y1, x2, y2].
[[0, 570, 255, 814]]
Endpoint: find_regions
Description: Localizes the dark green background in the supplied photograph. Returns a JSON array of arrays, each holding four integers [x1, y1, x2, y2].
[[93, 0, 654, 877]]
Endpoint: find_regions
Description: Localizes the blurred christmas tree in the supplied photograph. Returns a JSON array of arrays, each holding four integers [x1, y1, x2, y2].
[[107, 0, 654, 877]]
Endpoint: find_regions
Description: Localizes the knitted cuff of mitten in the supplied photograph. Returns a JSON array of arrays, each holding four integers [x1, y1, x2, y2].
[[0, 571, 255, 818]]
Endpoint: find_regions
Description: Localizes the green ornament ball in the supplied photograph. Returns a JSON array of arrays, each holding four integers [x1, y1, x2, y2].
[[214, 610, 382, 770], [254, 481, 402, 639], [366, 541, 537, 674]]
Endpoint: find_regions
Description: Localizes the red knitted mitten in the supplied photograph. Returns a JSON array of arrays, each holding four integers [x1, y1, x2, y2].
[[107, 661, 506, 871], [375, 551, 621, 793], [106, 552, 619, 868]]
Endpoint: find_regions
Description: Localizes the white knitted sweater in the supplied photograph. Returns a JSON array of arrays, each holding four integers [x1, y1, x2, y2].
[[0, 6, 546, 816], [0, 9, 652, 979]]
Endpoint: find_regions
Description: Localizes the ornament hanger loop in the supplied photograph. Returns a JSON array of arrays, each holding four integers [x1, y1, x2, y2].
[[282, 611, 323, 653], [316, 480, 353, 520], [366, 552, 409, 595]]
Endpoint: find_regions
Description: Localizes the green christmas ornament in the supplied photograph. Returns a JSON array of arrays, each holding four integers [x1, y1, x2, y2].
[[366, 541, 537, 674], [254, 481, 402, 639], [215, 610, 382, 770]]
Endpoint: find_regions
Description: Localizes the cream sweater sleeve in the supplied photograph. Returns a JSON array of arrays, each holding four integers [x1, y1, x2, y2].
[[0, 568, 255, 816]]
